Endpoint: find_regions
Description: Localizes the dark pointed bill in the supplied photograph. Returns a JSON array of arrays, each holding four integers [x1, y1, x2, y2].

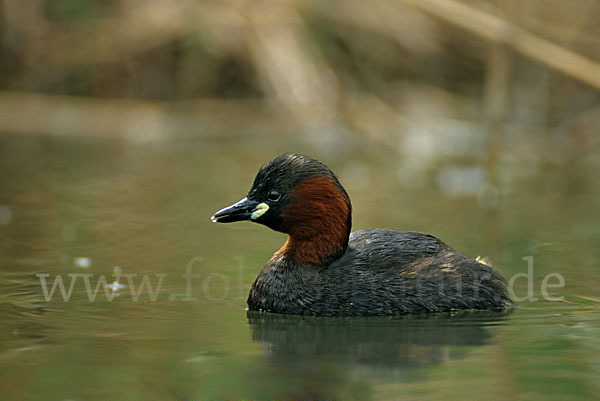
[[211, 197, 268, 223]]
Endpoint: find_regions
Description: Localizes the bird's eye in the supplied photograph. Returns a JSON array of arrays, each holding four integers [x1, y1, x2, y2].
[[267, 190, 281, 202]]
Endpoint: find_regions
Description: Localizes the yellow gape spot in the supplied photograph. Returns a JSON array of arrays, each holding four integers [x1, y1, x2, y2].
[[250, 203, 269, 220]]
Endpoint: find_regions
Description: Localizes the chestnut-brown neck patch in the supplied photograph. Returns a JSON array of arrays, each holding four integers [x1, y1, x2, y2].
[[276, 175, 351, 265]]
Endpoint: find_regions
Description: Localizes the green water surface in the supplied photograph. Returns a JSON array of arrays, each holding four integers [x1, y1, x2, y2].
[[1, 135, 599, 400]]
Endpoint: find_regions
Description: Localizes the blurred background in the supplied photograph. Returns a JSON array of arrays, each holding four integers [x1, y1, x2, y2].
[[1, 1, 600, 400], [2, 0, 599, 161]]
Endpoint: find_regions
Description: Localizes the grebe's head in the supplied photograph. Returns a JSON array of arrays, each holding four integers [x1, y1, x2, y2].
[[211, 154, 352, 264]]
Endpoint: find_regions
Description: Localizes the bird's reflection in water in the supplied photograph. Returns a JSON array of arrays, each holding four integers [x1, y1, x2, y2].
[[247, 310, 508, 399]]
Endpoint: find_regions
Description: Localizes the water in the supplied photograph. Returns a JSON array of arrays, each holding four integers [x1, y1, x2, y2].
[[1, 135, 599, 400]]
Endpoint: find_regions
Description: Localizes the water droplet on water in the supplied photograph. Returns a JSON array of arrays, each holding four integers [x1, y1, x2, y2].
[[73, 257, 91, 268], [108, 280, 127, 291], [109, 266, 126, 292]]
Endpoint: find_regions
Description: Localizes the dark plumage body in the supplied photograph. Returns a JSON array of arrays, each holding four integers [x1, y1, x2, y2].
[[248, 230, 510, 316], [212, 154, 512, 316]]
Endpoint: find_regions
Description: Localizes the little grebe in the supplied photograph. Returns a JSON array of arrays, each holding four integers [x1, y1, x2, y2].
[[211, 154, 512, 316]]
